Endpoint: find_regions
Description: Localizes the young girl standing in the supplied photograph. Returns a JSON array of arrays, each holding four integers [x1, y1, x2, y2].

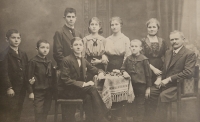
[[82, 17, 108, 71]]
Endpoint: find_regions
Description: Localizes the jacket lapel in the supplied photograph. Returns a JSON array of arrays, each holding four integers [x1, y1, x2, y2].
[[168, 46, 185, 70], [81, 57, 86, 81], [62, 25, 74, 42], [8, 47, 21, 60], [165, 50, 173, 70], [71, 54, 80, 77]]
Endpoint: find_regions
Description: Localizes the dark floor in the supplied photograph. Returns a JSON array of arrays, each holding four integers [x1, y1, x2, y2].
[[20, 94, 200, 122]]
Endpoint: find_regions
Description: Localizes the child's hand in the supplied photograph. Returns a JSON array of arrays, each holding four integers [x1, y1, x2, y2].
[[7, 88, 15, 97], [122, 71, 130, 79], [29, 77, 35, 85], [145, 87, 150, 99], [29, 93, 34, 100]]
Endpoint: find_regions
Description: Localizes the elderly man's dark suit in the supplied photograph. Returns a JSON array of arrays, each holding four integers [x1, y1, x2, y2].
[[53, 25, 82, 69], [0, 47, 28, 122], [58, 54, 108, 122], [149, 46, 196, 122]]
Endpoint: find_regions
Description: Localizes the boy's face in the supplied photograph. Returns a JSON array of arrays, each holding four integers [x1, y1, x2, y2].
[[6, 33, 21, 48], [37, 43, 50, 57], [130, 41, 142, 55], [170, 33, 184, 50], [64, 12, 76, 26], [71, 40, 83, 55]]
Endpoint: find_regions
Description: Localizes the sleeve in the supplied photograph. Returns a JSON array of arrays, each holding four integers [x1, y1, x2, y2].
[[144, 60, 152, 87], [60, 59, 84, 88], [0, 56, 12, 90], [86, 59, 100, 75], [53, 31, 64, 66], [27, 60, 35, 93], [123, 38, 131, 62], [120, 57, 128, 72], [82, 37, 87, 58], [171, 52, 197, 81]]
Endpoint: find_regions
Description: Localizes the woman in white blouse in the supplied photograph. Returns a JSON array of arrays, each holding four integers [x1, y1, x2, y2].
[[105, 17, 131, 72]]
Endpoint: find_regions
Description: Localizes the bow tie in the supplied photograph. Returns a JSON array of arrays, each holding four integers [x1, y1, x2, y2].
[[76, 56, 82, 59]]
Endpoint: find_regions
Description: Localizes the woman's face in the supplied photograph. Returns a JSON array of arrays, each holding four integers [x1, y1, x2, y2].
[[147, 22, 158, 36], [110, 20, 121, 33], [89, 20, 100, 34]]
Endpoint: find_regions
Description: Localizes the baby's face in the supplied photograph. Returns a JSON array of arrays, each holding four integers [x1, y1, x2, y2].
[[130, 41, 142, 55]]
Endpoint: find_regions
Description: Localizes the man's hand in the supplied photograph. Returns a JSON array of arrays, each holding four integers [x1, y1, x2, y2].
[[97, 72, 105, 80], [122, 71, 130, 79], [7, 88, 15, 97], [91, 58, 101, 65], [145, 87, 150, 99], [161, 77, 171, 87], [29, 77, 35, 85], [29, 93, 34, 100], [154, 76, 162, 89], [84, 81, 94, 87]]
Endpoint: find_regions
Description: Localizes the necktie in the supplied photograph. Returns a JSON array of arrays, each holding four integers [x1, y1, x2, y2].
[[76, 56, 82, 59], [69, 28, 75, 37], [93, 39, 98, 46], [173, 51, 176, 56]]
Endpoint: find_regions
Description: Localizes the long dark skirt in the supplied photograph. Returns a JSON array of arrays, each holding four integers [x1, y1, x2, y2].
[[107, 55, 124, 72]]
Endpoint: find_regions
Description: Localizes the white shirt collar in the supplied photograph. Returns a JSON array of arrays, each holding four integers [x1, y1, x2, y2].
[[65, 24, 74, 29], [173, 45, 183, 54], [10, 46, 18, 52]]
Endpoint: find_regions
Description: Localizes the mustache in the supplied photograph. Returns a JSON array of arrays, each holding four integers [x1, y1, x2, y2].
[[172, 43, 177, 46]]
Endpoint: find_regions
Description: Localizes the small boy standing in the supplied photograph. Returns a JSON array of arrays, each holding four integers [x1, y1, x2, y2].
[[58, 37, 109, 122], [0, 29, 28, 122], [27, 40, 53, 122], [121, 39, 152, 122]]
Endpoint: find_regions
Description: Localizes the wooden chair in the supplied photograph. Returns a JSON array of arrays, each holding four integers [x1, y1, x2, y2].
[[169, 65, 200, 122], [52, 67, 84, 122]]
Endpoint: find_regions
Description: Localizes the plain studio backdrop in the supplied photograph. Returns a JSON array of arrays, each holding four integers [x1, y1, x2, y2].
[[0, 0, 200, 122]]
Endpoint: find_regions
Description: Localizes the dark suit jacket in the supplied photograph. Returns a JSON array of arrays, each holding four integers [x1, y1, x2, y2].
[[53, 25, 82, 68], [162, 46, 196, 88], [58, 54, 100, 96], [0, 47, 28, 94]]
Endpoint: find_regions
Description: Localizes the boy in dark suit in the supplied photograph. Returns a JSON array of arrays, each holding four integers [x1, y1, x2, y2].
[[58, 37, 109, 122], [53, 7, 82, 122], [0, 29, 28, 122], [121, 39, 152, 122], [149, 30, 196, 122], [53, 7, 82, 69], [27, 40, 53, 122]]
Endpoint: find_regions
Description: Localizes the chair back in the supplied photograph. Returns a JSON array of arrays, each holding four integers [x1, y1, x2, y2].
[[177, 65, 199, 99], [52, 66, 61, 100]]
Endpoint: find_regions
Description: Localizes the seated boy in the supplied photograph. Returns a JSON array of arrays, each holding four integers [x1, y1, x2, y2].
[[57, 37, 109, 122], [0, 29, 28, 122], [121, 39, 152, 122]]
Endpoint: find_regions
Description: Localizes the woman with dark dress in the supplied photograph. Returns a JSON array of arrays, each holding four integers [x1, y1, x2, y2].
[[105, 17, 131, 72], [142, 18, 168, 122]]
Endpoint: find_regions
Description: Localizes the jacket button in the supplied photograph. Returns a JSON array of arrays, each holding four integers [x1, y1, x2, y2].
[[18, 60, 20, 62], [20, 68, 22, 70]]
